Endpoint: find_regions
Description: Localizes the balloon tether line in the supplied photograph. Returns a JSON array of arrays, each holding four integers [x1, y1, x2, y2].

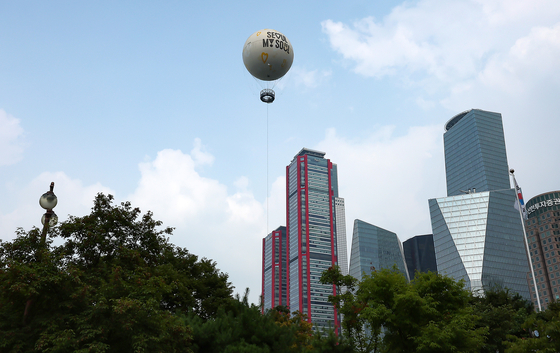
[[266, 83, 269, 236]]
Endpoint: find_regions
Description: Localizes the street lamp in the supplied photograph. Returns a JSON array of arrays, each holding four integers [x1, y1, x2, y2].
[[23, 182, 58, 325], [39, 182, 57, 246]]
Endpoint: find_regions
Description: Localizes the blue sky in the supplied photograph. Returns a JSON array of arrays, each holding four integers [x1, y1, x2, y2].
[[2, 0, 560, 303]]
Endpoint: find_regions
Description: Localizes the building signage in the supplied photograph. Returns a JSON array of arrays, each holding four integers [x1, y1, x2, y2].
[[527, 198, 560, 215]]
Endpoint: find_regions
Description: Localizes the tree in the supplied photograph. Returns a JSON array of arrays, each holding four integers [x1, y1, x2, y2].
[[321, 267, 488, 353], [470, 287, 533, 353], [0, 193, 233, 352], [320, 265, 379, 353], [185, 290, 315, 353], [505, 301, 560, 353]]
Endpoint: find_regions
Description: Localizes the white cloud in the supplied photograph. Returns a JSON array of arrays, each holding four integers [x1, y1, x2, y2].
[[0, 142, 278, 303], [127, 144, 280, 301], [0, 109, 25, 166], [321, 0, 560, 89], [322, 0, 560, 204], [190, 137, 214, 167]]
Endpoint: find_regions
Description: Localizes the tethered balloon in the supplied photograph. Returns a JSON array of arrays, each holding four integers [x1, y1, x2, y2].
[[242, 29, 294, 103]]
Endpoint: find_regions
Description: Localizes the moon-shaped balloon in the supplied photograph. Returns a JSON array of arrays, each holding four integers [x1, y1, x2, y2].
[[242, 29, 294, 81]]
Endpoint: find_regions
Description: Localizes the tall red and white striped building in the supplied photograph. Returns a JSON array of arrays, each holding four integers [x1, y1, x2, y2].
[[262, 148, 346, 332]]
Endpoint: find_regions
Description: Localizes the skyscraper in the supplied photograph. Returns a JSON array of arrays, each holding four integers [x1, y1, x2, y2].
[[286, 148, 342, 332], [335, 197, 349, 277], [349, 220, 409, 282], [403, 234, 437, 278], [262, 226, 287, 312], [524, 191, 560, 309], [444, 109, 510, 196], [429, 109, 532, 300]]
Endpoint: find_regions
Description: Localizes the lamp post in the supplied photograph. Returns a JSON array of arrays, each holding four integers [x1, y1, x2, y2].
[[23, 182, 58, 325], [39, 182, 58, 247]]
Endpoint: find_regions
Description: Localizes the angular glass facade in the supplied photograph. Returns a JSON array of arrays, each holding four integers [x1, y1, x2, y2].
[[429, 109, 533, 300], [524, 191, 560, 309], [349, 219, 409, 282], [286, 148, 342, 332], [444, 109, 511, 197], [262, 226, 287, 312], [403, 234, 437, 278], [429, 189, 531, 300]]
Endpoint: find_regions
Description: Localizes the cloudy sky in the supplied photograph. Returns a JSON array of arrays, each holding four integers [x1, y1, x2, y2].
[[1, 0, 559, 303]]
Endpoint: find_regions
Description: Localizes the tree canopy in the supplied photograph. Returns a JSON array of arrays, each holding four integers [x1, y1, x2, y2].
[[3, 192, 559, 352], [0, 193, 233, 352], [321, 266, 488, 353]]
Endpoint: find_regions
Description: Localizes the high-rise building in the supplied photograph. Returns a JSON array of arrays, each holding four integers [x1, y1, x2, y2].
[[349, 219, 409, 282], [262, 226, 287, 312], [524, 191, 560, 309], [429, 109, 532, 300], [429, 190, 531, 299], [444, 109, 511, 197], [335, 197, 349, 277], [403, 234, 437, 278], [286, 148, 342, 332]]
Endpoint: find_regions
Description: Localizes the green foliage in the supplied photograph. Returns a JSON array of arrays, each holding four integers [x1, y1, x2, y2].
[[321, 267, 488, 353], [0, 193, 233, 352], [308, 329, 354, 353], [470, 287, 533, 353], [185, 290, 315, 353], [505, 301, 560, 353]]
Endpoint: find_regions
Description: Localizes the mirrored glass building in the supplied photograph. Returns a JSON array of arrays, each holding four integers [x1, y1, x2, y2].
[[403, 234, 437, 278], [429, 190, 530, 298], [429, 109, 532, 300], [444, 109, 510, 196], [349, 219, 409, 282]]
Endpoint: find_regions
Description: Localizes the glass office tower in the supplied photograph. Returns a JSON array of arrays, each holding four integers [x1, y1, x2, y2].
[[429, 190, 531, 299], [403, 234, 438, 278], [429, 109, 532, 300], [349, 220, 409, 282], [262, 226, 287, 312], [444, 109, 511, 196], [286, 148, 342, 332]]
